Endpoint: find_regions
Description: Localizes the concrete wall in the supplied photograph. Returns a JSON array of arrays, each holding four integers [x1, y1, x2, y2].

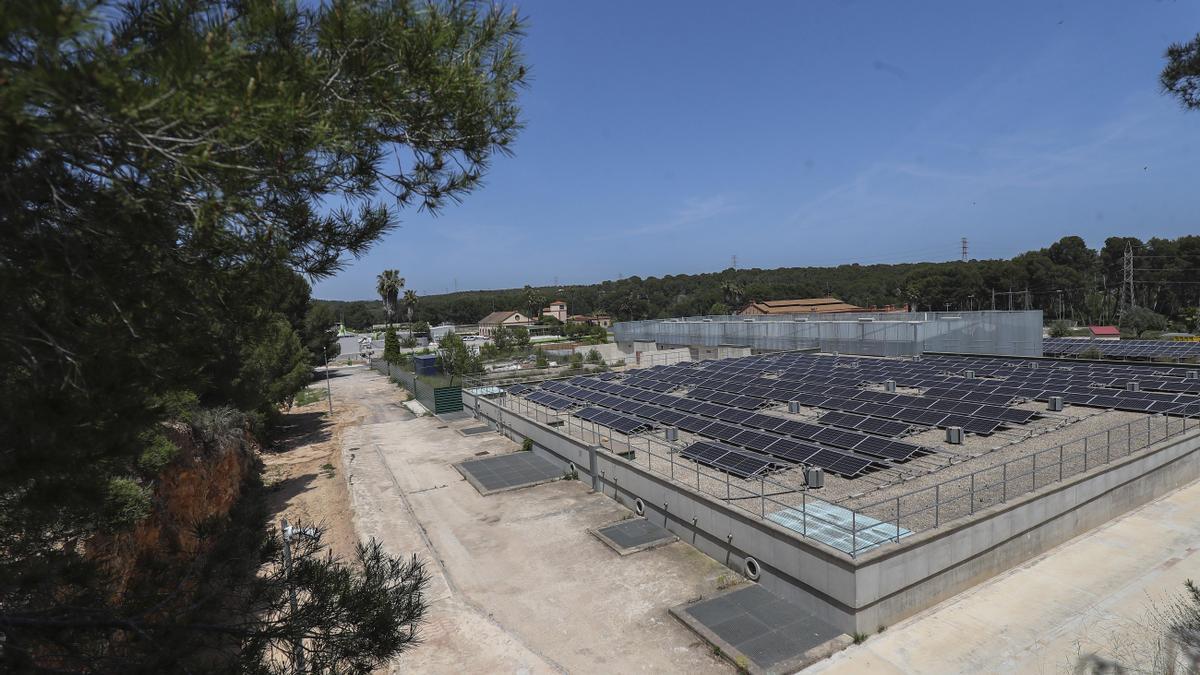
[[463, 390, 1200, 634], [852, 426, 1200, 631]]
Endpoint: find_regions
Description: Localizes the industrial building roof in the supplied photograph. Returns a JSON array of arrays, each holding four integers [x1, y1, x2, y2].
[[739, 297, 865, 315]]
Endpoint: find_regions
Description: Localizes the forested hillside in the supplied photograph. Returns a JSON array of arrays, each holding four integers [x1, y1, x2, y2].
[[321, 234, 1200, 330]]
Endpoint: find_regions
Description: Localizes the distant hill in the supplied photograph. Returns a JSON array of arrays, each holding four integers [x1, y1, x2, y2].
[[317, 234, 1199, 331]]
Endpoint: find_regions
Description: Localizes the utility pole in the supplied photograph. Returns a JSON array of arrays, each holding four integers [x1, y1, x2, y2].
[[731, 254, 738, 270], [1118, 242, 1134, 322], [322, 345, 333, 415], [991, 289, 996, 310], [961, 237, 968, 262]]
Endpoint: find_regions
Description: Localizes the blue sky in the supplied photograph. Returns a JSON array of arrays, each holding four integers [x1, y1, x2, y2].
[[314, 0, 1200, 300]]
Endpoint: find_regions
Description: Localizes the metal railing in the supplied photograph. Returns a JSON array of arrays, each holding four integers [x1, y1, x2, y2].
[[483, 391, 1200, 558], [848, 403, 1200, 549]]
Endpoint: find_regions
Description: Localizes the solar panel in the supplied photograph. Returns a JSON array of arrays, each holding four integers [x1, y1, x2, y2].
[[679, 441, 778, 478]]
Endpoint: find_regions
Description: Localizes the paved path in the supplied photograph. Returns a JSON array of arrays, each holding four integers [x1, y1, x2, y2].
[[808, 477, 1200, 674], [333, 366, 732, 674]]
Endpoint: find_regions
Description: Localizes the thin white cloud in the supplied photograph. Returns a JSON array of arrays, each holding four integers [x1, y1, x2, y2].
[[590, 194, 737, 240]]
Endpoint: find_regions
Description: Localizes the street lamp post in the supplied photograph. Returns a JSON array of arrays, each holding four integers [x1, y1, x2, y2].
[[322, 345, 333, 415]]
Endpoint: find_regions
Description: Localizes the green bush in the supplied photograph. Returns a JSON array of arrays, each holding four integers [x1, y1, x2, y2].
[[1048, 320, 1072, 337], [102, 478, 151, 532], [521, 438, 533, 452], [137, 434, 179, 476]]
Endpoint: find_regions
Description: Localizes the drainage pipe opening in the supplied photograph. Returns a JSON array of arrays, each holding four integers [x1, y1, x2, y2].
[[744, 557, 761, 580]]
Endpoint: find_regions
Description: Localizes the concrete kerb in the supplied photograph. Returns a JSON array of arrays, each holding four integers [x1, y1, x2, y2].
[[589, 518, 679, 556], [668, 585, 853, 675], [451, 456, 563, 497]]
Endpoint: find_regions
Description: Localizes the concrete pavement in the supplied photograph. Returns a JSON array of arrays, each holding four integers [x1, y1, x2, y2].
[[333, 366, 734, 674], [807, 476, 1200, 674]]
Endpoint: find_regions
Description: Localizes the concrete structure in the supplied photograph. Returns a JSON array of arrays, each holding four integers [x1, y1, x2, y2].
[[477, 310, 534, 337], [695, 345, 754, 361], [614, 310, 1044, 357], [540, 300, 568, 323], [568, 313, 612, 328], [463, 382, 1200, 636], [429, 323, 456, 341]]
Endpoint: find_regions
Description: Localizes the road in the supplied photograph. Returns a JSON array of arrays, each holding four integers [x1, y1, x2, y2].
[[331, 365, 734, 674]]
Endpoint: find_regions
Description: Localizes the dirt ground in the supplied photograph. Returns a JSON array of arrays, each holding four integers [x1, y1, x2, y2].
[[265, 365, 735, 674], [260, 371, 359, 560]]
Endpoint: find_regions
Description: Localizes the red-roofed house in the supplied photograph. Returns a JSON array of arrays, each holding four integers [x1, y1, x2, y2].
[[541, 300, 568, 322], [1088, 325, 1121, 340]]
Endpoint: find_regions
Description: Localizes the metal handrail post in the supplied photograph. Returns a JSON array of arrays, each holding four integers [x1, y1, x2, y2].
[[934, 484, 940, 527], [970, 473, 975, 515], [896, 497, 901, 542], [851, 510, 857, 558]]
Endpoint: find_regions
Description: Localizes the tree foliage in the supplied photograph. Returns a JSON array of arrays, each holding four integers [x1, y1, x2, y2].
[[1162, 33, 1200, 110], [1122, 306, 1168, 338], [383, 326, 402, 363], [328, 235, 1200, 330], [0, 0, 525, 669], [436, 333, 482, 383]]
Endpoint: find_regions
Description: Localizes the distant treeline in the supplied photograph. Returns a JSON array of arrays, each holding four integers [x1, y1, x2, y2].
[[320, 235, 1200, 330]]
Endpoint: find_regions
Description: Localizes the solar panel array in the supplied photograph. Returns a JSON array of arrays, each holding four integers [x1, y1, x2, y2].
[[504, 348, 1199, 481], [1044, 337, 1200, 360]]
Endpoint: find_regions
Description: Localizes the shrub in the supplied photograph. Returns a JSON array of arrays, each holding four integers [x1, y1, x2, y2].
[[521, 438, 533, 452], [137, 433, 179, 476], [101, 478, 151, 532], [1049, 320, 1072, 338]]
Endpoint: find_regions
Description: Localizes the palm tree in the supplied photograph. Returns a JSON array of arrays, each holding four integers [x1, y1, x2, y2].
[[402, 289, 418, 324], [720, 280, 743, 310], [376, 270, 404, 327]]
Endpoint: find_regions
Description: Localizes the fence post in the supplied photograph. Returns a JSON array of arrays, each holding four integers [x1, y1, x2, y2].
[[934, 484, 940, 527], [1107, 429, 1112, 463], [1032, 452, 1037, 490], [760, 477, 765, 518], [970, 473, 975, 515], [851, 511, 857, 558], [1002, 462, 1007, 502], [896, 497, 901, 542], [726, 470, 730, 502], [1059, 444, 1064, 481]]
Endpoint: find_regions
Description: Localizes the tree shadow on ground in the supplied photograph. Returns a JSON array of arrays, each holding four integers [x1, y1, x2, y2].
[[267, 411, 331, 454], [313, 368, 355, 380], [267, 471, 321, 510]]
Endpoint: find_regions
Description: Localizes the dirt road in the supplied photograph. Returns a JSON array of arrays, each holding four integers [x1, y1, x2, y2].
[[323, 365, 733, 674]]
